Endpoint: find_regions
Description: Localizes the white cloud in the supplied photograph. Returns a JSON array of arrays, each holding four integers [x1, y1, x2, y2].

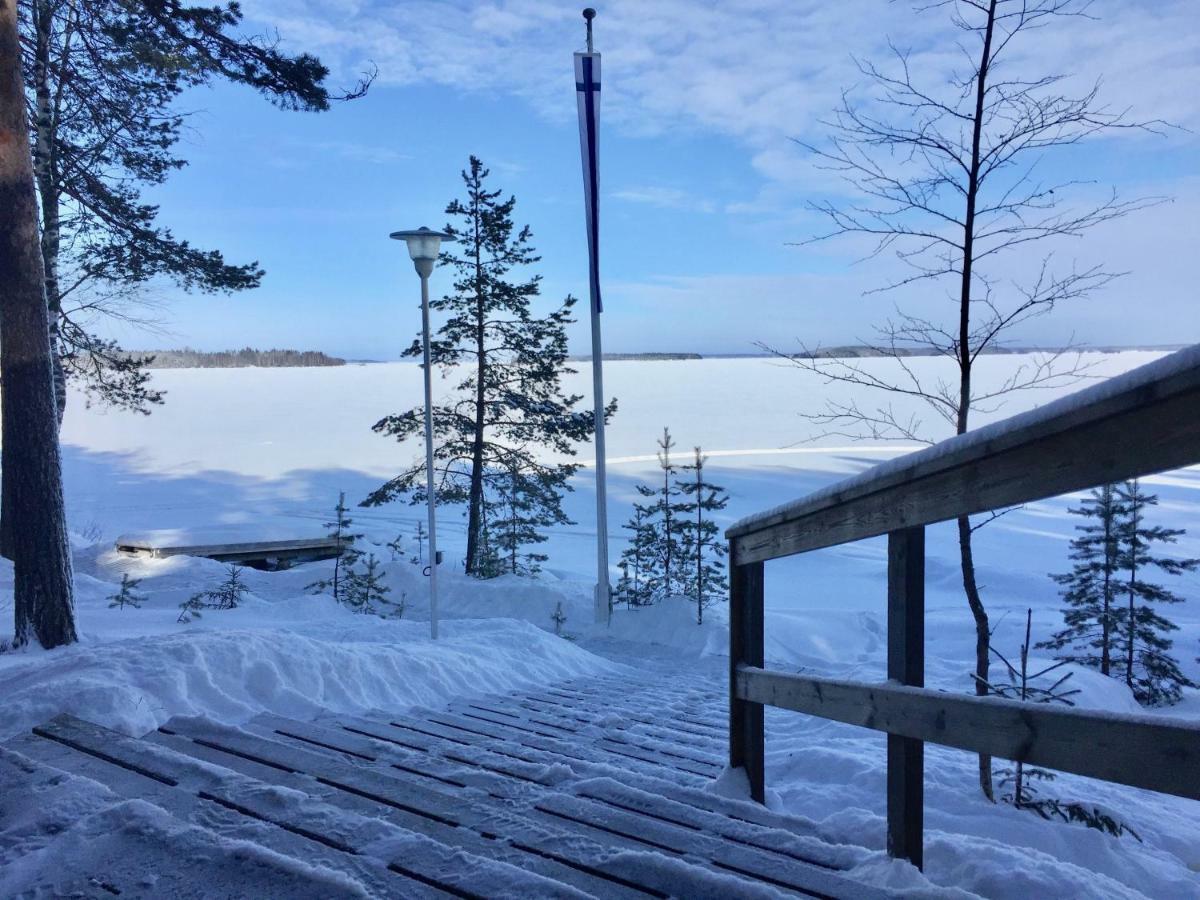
[[611, 185, 715, 213], [245, 0, 1200, 187]]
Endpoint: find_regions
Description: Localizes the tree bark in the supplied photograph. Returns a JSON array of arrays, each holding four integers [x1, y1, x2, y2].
[[956, 0, 998, 803], [0, 0, 77, 647], [464, 208, 486, 576], [30, 0, 66, 426]]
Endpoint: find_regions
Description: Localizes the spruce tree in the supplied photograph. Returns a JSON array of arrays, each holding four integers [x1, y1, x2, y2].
[[1114, 480, 1198, 706], [1038, 485, 1125, 674], [308, 492, 362, 604], [678, 447, 730, 625], [107, 572, 146, 610], [344, 554, 392, 615], [634, 427, 687, 600], [617, 505, 654, 607], [366, 156, 613, 577], [490, 467, 553, 576]]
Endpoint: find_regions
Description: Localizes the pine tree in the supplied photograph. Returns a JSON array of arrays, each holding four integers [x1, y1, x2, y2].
[[618, 502, 655, 607], [490, 467, 554, 576], [177, 565, 247, 620], [1038, 485, 1126, 674], [633, 427, 688, 601], [209, 565, 247, 610], [344, 554, 392, 615], [983, 609, 1079, 813], [1114, 480, 1198, 706], [365, 157, 613, 576], [107, 572, 147, 610], [551, 600, 567, 636], [678, 447, 730, 625], [177, 593, 206, 623], [308, 492, 362, 603], [982, 609, 1138, 839], [0, 2, 75, 647], [15, 0, 370, 421]]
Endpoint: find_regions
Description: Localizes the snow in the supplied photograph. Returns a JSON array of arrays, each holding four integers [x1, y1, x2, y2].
[[0, 351, 1197, 898], [0, 551, 617, 742]]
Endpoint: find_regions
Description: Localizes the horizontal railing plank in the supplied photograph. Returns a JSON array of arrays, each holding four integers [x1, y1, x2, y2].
[[735, 667, 1200, 801], [728, 344, 1200, 563]]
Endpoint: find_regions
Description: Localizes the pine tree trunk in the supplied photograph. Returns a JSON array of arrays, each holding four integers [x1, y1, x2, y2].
[[0, 0, 77, 647], [464, 221, 486, 575], [31, 0, 66, 427]]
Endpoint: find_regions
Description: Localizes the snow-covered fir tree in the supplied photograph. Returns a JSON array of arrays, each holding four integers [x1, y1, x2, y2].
[[678, 447, 729, 624], [365, 156, 613, 577], [1038, 484, 1126, 674], [1114, 480, 1198, 706], [308, 491, 362, 603], [107, 573, 147, 610]]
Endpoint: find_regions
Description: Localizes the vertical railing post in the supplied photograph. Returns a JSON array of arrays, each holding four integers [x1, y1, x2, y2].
[[887, 526, 925, 869], [729, 548, 765, 803]]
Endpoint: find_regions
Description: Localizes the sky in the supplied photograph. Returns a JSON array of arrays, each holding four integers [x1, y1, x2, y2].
[[100, 0, 1200, 360]]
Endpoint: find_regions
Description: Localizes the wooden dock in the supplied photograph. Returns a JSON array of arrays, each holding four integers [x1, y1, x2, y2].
[[115, 527, 343, 569], [6, 672, 894, 898]]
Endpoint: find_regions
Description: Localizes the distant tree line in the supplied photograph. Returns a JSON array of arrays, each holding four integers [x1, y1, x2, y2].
[[128, 348, 346, 369]]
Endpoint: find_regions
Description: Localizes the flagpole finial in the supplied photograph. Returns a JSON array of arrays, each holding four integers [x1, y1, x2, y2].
[[583, 8, 596, 53]]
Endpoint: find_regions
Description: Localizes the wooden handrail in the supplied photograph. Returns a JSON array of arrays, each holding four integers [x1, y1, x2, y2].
[[727, 345, 1200, 872], [727, 344, 1200, 563], [735, 667, 1200, 800]]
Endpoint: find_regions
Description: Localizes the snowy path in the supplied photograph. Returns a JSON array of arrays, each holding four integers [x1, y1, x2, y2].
[[3, 666, 899, 899]]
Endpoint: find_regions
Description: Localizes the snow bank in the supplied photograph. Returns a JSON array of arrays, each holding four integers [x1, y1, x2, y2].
[[0, 548, 617, 741]]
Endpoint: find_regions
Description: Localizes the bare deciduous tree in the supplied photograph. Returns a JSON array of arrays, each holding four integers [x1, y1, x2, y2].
[[763, 0, 1163, 800]]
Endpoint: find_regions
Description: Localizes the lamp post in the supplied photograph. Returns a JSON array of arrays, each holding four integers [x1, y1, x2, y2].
[[389, 226, 456, 640]]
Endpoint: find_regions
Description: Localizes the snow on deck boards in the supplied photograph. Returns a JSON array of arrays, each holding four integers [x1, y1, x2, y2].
[[114, 525, 342, 565], [7, 674, 895, 899]]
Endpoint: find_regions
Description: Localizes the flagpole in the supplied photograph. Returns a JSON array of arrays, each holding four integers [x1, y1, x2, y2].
[[575, 7, 610, 625]]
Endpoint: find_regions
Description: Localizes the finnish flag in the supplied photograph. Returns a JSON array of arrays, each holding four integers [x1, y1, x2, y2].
[[575, 51, 602, 314]]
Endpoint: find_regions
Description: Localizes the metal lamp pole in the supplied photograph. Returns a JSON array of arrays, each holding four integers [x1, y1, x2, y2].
[[390, 226, 456, 640]]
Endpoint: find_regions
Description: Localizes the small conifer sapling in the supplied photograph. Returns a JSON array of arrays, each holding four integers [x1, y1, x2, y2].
[[108, 573, 147, 610]]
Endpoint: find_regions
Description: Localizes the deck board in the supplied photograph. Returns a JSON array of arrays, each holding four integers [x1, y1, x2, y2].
[[7, 675, 897, 899]]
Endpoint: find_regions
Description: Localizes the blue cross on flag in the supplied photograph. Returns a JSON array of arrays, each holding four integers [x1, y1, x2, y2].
[[575, 51, 602, 314]]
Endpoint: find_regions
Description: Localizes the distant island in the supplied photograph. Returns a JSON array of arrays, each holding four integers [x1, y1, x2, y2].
[[569, 345, 1187, 362], [129, 348, 346, 369], [568, 352, 703, 362]]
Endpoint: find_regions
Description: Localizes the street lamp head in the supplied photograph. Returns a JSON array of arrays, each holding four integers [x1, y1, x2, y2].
[[389, 226, 456, 276]]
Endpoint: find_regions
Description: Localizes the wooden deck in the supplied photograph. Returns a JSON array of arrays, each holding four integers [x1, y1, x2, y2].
[[6, 672, 894, 898], [115, 529, 343, 568]]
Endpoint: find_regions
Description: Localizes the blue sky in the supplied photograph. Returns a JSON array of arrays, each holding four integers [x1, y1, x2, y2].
[[102, 1, 1200, 359]]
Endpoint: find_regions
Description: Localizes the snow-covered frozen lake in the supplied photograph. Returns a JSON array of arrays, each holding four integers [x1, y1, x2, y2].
[[2, 350, 1196, 898], [59, 351, 1200, 690]]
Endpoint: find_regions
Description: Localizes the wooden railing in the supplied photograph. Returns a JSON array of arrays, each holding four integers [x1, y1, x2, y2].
[[725, 344, 1200, 870]]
